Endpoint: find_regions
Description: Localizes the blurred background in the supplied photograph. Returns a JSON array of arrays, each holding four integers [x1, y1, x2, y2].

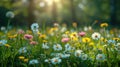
[[0, 0, 120, 28]]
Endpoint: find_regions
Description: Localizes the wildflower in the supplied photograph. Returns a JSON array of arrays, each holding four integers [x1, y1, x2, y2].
[[65, 43, 72, 51], [70, 32, 78, 37], [89, 42, 94, 46], [107, 40, 115, 44], [8, 34, 17, 39], [0, 40, 7, 46], [62, 34, 68, 38], [17, 29, 25, 34], [53, 44, 62, 51], [81, 54, 88, 60], [101, 37, 107, 42], [61, 38, 70, 43], [1, 26, 6, 31], [6, 11, 15, 18], [88, 26, 92, 31], [51, 57, 61, 65], [30, 41, 38, 45], [42, 43, 49, 49], [96, 54, 105, 61], [24, 34, 33, 40], [62, 54, 70, 58], [65, 31, 70, 34], [84, 26, 88, 31], [44, 59, 51, 63], [82, 37, 91, 43], [113, 38, 119, 41], [5, 44, 11, 48], [19, 56, 25, 60], [29, 59, 39, 64], [18, 47, 27, 54], [72, 22, 77, 28], [100, 23, 108, 27], [115, 43, 120, 52], [78, 31, 86, 37], [91, 32, 101, 40], [24, 58, 29, 62], [43, 40, 47, 43], [54, 23, 59, 27], [74, 50, 83, 57], [39, 34, 46, 39], [31, 23, 39, 33], [71, 37, 78, 42], [55, 53, 63, 58], [60, 27, 67, 32]]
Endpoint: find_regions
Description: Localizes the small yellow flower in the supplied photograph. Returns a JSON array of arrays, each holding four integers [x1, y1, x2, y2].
[[40, 34, 46, 39], [43, 40, 47, 43], [37, 31, 41, 35], [101, 37, 107, 42], [110, 30, 114, 34], [19, 56, 25, 60], [71, 37, 78, 41], [5, 44, 11, 47], [65, 31, 70, 34], [82, 37, 91, 43], [113, 38, 119, 41], [100, 23, 108, 27], [70, 32, 78, 37], [72, 22, 77, 27], [8, 34, 17, 39], [89, 42, 94, 46], [24, 58, 29, 62], [53, 27, 58, 31]]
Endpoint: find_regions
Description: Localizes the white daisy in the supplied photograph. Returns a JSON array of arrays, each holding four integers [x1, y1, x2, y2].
[[81, 54, 88, 60], [42, 43, 49, 49], [74, 50, 83, 58], [51, 57, 61, 65], [91, 32, 101, 40], [29, 59, 39, 64], [65, 43, 72, 51], [31, 23, 39, 33], [0, 40, 7, 46], [96, 54, 105, 61], [62, 54, 70, 58], [6, 11, 15, 18], [53, 44, 62, 51], [18, 47, 27, 54], [115, 43, 120, 52]]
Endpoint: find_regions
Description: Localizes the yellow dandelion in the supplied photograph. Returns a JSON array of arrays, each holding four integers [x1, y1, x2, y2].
[[113, 38, 119, 41], [24, 58, 29, 62], [100, 37, 107, 42], [70, 32, 78, 37], [72, 22, 77, 27], [71, 37, 78, 41], [40, 34, 46, 39], [5, 44, 11, 47], [37, 31, 41, 35], [100, 23, 108, 27], [82, 37, 91, 43], [43, 40, 47, 43], [89, 42, 94, 46], [65, 31, 70, 34], [19, 56, 25, 60]]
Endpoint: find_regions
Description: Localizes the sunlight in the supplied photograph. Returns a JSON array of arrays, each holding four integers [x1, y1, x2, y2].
[[45, 0, 60, 6], [39, 2, 45, 7]]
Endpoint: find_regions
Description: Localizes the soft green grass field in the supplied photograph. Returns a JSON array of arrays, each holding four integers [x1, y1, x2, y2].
[[0, 22, 120, 67]]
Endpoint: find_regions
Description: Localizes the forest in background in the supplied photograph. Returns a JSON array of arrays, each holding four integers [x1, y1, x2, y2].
[[0, 0, 120, 27]]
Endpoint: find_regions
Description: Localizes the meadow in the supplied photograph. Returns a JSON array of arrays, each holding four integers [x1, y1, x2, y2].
[[0, 20, 120, 67]]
